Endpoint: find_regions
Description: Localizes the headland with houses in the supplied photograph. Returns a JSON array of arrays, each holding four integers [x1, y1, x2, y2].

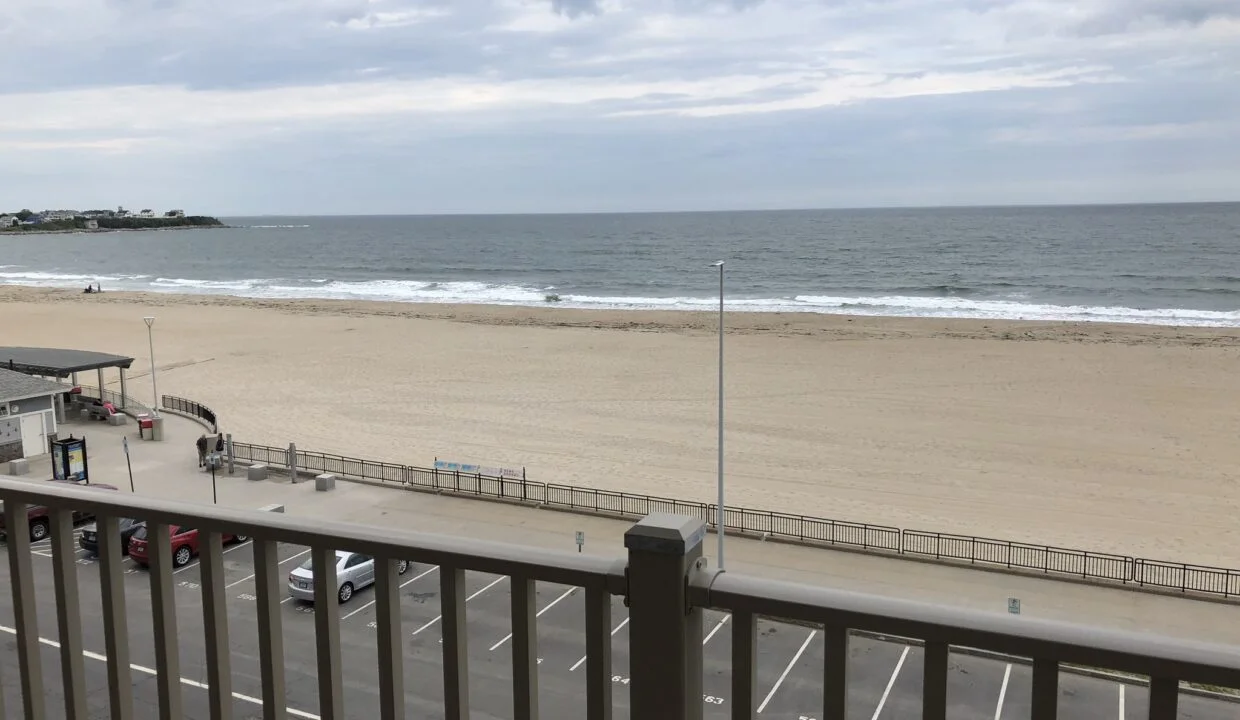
[[0, 206, 223, 234]]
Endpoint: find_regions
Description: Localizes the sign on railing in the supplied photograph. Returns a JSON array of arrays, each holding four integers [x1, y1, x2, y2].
[[434, 459, 523, 480]]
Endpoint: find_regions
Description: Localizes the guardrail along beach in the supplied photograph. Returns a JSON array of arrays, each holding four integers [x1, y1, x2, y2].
[[213, 431, 1240, 601]]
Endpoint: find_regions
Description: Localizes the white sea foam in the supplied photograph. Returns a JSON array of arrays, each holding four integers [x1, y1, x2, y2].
[[2, 271, 1237, 327]]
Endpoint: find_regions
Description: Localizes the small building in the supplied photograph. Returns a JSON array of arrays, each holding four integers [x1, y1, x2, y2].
[[165, 209, 185, 218], [42, 210, 79, 221], [0, 215, 17, 228], [138, 209, 155, 218], [85, 219, 99, 230], [0, 368, 64, 463]]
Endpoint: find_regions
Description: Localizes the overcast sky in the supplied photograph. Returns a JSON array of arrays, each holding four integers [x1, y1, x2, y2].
[[1, 0, 1238, 215]]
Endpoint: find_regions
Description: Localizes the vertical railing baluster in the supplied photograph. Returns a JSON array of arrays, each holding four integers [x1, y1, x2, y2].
[[1148, 677, 1179, 720], [311, 546, 344, 719], [252, 539, 287, 720], [4, 501, 45, 720], [822, 625, 848, 720], [922, 641, 948, 720], [1031, 658, 1058, 720], [199, 532, 233, 720], [98, 515, 135, 719], [375, 556, 405, 720], [731, 610, 755, 720], [584, 583, 613, 720], [148, 523, 183, 719], [511, 574, 538, 720], [50, 509, 88, 719], [441, 566, 470, 720]]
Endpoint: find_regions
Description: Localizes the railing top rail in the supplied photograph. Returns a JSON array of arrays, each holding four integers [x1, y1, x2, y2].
[[0, 477, 620, 588], [699, 571, 1240, 688]]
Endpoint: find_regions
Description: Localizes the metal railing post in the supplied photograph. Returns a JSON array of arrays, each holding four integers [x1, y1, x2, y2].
[[624, 513, 706, 720], [5, 500, 47, 719]]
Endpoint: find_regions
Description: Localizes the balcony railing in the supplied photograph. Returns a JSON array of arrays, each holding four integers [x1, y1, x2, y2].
[[1, 476, 1239, 720]]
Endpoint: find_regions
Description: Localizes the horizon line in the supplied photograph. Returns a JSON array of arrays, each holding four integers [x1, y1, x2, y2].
[[217, 199, 1240, 218]]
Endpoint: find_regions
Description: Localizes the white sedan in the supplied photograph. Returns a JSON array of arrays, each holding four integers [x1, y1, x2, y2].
[[288, 550, 410, 603]]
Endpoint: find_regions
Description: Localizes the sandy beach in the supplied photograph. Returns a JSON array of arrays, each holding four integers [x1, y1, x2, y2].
[[3, 286, 1239, 568]]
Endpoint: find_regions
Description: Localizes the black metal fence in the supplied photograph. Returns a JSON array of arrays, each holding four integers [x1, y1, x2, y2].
[[161, 395, 217, 433], [228, 439, 1240, 598]]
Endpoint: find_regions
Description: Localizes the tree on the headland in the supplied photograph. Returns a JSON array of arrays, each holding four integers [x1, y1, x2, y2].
[[15, 209, 33, 221]]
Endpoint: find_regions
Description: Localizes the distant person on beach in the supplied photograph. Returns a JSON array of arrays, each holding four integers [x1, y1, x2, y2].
[[196, 434, 208, 468], [83, 284, 94, 294]]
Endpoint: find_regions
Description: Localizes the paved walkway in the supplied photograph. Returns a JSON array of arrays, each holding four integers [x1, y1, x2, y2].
[[7, 411, 1237, 647]]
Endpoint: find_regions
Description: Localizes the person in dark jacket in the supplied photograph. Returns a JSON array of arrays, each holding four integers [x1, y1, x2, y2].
[[196, 434, 208, 468]]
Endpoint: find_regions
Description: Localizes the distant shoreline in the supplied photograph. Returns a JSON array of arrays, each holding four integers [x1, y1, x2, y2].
[[0, 225, 231, 237]]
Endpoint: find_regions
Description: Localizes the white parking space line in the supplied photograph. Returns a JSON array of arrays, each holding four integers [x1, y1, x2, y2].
[[757, 629, 817, 714], [411, 576, 506, 636], [0, 623, 320, 719], [869, 645, 910, 720], [994, 663, 1011, 720], [341, 565, 439, 620], [172, 539, 252, 576], [489, 587, 576, 651], [570, 617, 630, 672], [226, 548, 311, 589], [703, 614, 730, 645], [1118, 684, 1125, 719]]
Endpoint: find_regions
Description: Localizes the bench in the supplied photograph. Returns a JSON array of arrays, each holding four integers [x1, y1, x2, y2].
[[247, 464, 269, 481]]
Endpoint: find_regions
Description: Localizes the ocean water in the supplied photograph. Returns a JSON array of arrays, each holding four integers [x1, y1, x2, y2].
[[2, 203, 1240, 326]]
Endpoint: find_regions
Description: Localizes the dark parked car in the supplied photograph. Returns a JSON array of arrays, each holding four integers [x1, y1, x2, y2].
[[79, 518, 144, 555], [0, 481, 119, 542]]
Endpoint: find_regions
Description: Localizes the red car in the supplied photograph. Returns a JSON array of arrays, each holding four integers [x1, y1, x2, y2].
[[128, 524, 250, 568]]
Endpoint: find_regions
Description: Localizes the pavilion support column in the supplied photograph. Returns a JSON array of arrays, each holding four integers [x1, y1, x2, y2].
[[97, 368, 105, 399], [119, 369, 127, 409], [54, 393, 66, 424], [71, 372, 79, 387]]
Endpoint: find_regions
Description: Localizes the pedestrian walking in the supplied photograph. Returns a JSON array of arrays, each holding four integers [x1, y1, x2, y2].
[[196, 434, 208, 468]]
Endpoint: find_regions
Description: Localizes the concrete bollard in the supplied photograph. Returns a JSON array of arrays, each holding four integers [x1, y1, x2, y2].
[[315, 473, 336, 492], [106, 413, 128, 426], [258, 503, 285, 513], [247, 464, 269, 481], [7, 458, 30, 476]]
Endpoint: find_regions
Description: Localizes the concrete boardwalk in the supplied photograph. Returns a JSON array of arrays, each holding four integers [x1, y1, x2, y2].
[[5, 410, 1238, 649]]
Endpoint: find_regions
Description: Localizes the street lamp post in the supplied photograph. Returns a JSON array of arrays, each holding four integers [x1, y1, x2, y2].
[[711, 260, 725, 570], [143, 316, 160, 417]]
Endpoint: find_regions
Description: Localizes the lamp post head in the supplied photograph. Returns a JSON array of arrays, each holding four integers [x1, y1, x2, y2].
[[143, 316, 155, 328], [711, 261, 724, 268]]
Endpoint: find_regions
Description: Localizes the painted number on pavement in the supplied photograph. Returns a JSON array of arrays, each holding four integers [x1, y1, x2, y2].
[[179, 581, 200, 590], [237, 593, 257, 601], [799, 716, 817, 720], [704, 696, 725, 705]]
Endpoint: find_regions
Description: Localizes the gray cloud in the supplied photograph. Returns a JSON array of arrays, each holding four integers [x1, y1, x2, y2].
[[0, 0, 1237, 213]]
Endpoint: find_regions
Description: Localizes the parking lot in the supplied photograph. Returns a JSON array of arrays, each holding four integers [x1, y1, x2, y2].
[[1, 532, 1236, 719]]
